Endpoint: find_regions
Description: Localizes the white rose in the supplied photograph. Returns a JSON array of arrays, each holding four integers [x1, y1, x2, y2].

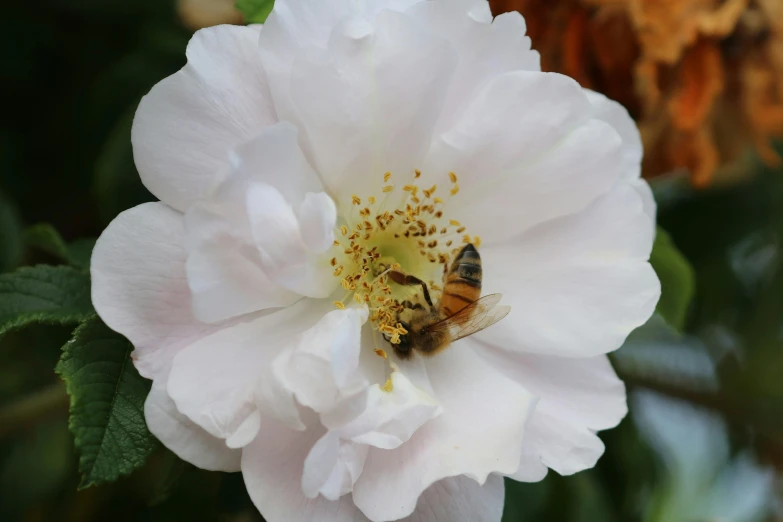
[[91, 1, 660, 520]]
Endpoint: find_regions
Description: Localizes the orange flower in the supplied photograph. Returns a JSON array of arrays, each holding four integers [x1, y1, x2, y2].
[[492, 0, 783, 187], [178, 0, 243, 31]]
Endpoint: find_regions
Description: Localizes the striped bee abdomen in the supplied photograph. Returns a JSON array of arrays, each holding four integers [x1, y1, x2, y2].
[[439, 243, 482, 316]]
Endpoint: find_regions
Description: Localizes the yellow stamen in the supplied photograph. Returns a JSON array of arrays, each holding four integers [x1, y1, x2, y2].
[[381, 376, 394, 392], [374, 348, 388, 359], [333, 301, 345, 310], [384, 172, 392, 182], [449, 171, 458, 183]]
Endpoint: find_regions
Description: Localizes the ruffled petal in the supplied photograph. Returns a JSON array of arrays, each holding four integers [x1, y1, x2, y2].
[[229, 122, 325, 210], [583, 89, 642, 181], [275, 307, 369, 413], [403, 474, 505, 522], [246, 183, 337, 298], [242, 424, 369, 522], [167, 298, 331, 443], [353, 346, 536, 521], [477, 344, 627, 477], [243, 422, 504, 522], [144, 380, 240, 471], [584, 89, 656, 225], [91, 202, 222, 380], [260, 0, 424, 119], [424, 71, 622, 245], [185, 201, 299, 324], [284, 10, 458, 204], [479, 183, 660, 357], [407, 0, 539, 134], [321, 371, 442, 450], [299, 192, 338, 253], [184, 123, 334, 322], [302, 431, 368, 501], [132, 25, 276, 211]]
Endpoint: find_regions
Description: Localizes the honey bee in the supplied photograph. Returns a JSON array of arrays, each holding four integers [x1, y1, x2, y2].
[[386, 243, 510, 359]]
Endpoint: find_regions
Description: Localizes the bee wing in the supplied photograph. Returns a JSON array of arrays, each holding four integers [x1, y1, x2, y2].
[[426, 294, 509, 341], [450, 304, 510, 342]]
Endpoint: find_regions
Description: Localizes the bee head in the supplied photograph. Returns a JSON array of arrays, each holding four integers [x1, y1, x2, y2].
[[394, 320, 412, 354]]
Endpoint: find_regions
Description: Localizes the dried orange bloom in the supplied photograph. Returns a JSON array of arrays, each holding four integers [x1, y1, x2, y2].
[[492, 0, 783, 187], [178, 0, 244, 31]]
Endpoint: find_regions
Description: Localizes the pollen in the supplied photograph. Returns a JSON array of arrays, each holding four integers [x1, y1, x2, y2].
[[381, 376, 394, 392], [327, 169, 471, 345], [374, 348, 388, 359]]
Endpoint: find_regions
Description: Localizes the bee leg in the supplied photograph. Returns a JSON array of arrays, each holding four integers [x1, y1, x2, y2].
[[389, 271, 434, 309], [401, 300, 424, 310]]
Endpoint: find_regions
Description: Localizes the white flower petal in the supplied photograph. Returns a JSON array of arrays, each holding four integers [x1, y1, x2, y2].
[[583, 89, 642, 181], [285, 9, 458, 204], [403, 475, 505, 522], [275, 308, 369, 413], [584, 88, 656, 225], [299, 192, 338, 253], [243, 423, 504, 522], [230, 122, 325, 210], [91, 202, 221, 380], [321, 371, 442, 450], [260, 0, 423, 117], [479, 183, 660, 357], [523, 411, 606, 476], [302, 431, 368, 501], [425, 71, 622, 244], [407, 1, 539, 134], [145, 381, 240, 471], [226, 410, 262, 449], [242, 424, 368, 522], [132, 25, 276, 211], [185, 201, 299, 324], [247, 183, 337, 298], [476, 343, 627, 477], [184, 122, 332, 322], [167, 298, 331, 443], [353, 346, 536, 521]]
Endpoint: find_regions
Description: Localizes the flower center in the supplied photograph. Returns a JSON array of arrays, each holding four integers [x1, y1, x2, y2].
[[329, 170, 480, 347]]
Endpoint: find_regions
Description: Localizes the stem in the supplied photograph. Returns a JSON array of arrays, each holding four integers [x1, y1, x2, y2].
[[0, 382, 69, 438]]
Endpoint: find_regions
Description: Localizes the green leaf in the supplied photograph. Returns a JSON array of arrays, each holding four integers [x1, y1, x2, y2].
[[67, 238, 97, 269], [0, 265, 94, 336], [235, 0, 275, 23], [649, 227, 695, 331], [23, 223, 95, 268], [24, 223, 70, 261], [0, 191, 23, 273], [56, 315, 157, 488]]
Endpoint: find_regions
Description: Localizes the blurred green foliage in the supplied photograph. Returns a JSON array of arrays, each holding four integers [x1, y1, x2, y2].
[[0, 0, 781, 520], [236, 0, 275, 23]]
